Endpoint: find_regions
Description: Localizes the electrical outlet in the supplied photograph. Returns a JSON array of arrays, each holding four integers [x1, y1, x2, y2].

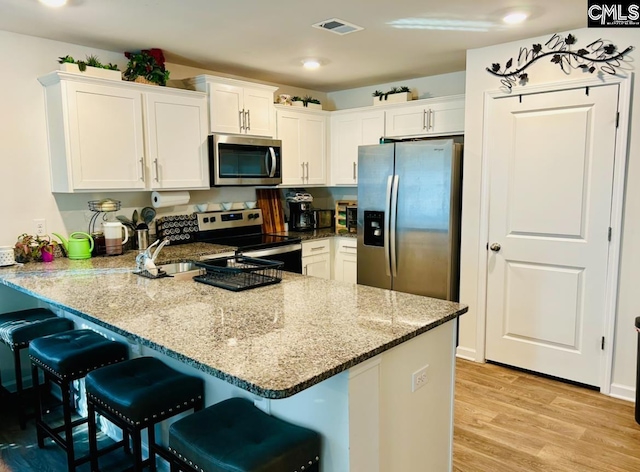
[[412, 364, 429, 392], [34, 219, 46, 236]]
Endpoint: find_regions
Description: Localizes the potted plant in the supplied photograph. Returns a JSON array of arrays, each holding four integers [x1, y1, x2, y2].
[[373, 86, 412, 105], [123, 48, 170, 86], [14, 234, 59, 263], [58, 55, 121, 81], [291, 95, 322, 109]]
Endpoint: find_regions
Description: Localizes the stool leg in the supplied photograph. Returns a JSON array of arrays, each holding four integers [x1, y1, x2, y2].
[[61, 379, 76, 472], [31, 363, 45, 448], [148, 424, 157, 472], [132, 427, 143, 472], [87, 400, 99, 472], [13, 347, 27, 430]]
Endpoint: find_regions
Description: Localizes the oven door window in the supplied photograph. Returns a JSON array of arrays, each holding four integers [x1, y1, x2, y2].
[[218, 144, 281, 179]]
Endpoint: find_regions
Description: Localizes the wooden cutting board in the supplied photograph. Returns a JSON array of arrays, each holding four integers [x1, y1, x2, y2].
[[256, 189, 285, 234]]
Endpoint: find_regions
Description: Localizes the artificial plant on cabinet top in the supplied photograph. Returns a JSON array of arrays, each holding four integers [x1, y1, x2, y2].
[[123, 48, 170, 86]]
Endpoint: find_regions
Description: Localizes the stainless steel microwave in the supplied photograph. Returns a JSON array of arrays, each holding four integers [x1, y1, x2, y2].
[[209, 135, 282, 186]]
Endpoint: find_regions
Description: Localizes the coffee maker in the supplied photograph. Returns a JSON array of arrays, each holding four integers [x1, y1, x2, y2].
[[289, 202, 315, 231]]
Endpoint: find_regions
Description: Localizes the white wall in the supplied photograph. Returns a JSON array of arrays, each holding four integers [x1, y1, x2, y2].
[[459, 27, 640, 398], [326, 71, 466, 110]]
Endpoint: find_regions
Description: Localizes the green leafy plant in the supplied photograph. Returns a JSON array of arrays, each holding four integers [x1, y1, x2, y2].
[[123, 48, 170, 86], [292, 95, 321, 107], [372, 85, 411, 101], [58, 54, 120, 72]]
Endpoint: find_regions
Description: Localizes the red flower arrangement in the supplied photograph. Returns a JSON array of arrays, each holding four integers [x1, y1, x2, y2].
[[123, 48, 170, 86]]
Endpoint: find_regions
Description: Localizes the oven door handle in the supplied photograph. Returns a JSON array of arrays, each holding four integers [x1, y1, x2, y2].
[[240, 244, 302, 258]]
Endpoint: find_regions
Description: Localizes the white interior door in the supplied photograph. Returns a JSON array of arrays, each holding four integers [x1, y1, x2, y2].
[[485, 85, 619, 387]]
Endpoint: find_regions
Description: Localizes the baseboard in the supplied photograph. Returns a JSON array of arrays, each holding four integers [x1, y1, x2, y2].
[[455, 346, 476, 361], [609, 383, 635, 403]]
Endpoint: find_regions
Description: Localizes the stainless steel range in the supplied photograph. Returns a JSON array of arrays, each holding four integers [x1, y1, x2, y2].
[[195, 209, 302, 273]]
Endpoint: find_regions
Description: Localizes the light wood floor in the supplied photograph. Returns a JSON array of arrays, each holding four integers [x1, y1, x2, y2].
[[453, 359, 640, 472], [1, 359, 639, 471]]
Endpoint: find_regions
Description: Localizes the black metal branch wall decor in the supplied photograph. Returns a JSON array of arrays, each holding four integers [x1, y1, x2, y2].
[[486, 33, 634, 91]]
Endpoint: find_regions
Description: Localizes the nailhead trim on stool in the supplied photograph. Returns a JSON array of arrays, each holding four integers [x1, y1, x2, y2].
[[29, 329, 129, 472], [167, 397, 321, 472], [0, 308, 73, 429], [85, 356, 204, 472]]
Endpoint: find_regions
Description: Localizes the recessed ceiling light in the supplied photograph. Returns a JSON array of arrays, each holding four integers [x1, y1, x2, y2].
[[503, 12, 528, 24], [39, 0, 67, 7], [302, 59, 321, 70]]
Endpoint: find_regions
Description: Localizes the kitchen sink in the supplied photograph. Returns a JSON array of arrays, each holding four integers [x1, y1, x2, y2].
[[157, 261, 203, 281]]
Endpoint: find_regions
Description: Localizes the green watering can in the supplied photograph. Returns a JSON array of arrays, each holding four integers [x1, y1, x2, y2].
[[53, 232, 94, 260]]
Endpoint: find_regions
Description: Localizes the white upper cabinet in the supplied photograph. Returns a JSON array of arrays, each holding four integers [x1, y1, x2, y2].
[[145, 92, 209, 189], [330, 109, 384, 185], [39, 71, 208, 193], [276, 107, 327, 186], [187, 75, 276, 137], [384, 95, 465, 138]]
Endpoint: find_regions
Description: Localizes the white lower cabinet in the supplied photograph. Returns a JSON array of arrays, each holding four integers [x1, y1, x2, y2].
[[302, 239, 331, 279], [334, 237, 358, 284]]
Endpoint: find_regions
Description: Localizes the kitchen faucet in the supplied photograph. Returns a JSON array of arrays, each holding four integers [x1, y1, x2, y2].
[[135, 238, 170, 275]]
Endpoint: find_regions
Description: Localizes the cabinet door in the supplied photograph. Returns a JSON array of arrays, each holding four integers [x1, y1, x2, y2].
[[384, 104, 428, 137], [304, 254, 331, 279], [277, 110, 303, 185], [334, 238, 358, 283], [145, 92, 209, 189], [303, 115, 327, 185], [331, 114, 359, 185], [65, 81, 146, 190], [208, 82, 243, 134], [243, 87, 275, 137], [360, 110, 385, 145], [428, 99, 465, 135]]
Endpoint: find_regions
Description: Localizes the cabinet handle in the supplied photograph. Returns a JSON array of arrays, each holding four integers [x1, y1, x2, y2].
[[301, 162, 305, 180], [353, 162, 357, 180], [310, 246, 325, 251], [427, 109, 433, 130], [153, 158, 159, 182], [305, 162, 309, 181], [343, 245, 357, 250], [239, 110, 245, 131], [139, 157, 145, 182], [423, 110, 427, 130], [245, 110, 251, 131], [304, 265, 308, 275]]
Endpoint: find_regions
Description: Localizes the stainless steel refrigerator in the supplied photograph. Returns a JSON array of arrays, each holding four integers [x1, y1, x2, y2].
[[357, 138, 463, 301]]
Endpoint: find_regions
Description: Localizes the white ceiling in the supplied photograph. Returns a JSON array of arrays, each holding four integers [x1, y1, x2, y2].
[[0, 0, 586, 92]]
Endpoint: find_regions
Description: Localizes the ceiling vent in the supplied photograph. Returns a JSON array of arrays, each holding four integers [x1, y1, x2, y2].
[[312, 18, 364, 35]]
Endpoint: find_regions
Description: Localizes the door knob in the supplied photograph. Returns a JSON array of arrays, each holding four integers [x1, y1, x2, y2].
[[490, 243, 501, 252]]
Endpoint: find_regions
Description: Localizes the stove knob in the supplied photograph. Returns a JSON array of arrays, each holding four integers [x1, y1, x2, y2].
[[203, 217, 209, 223], [252, 213, 260, 219], [248, 214, 255, 220]]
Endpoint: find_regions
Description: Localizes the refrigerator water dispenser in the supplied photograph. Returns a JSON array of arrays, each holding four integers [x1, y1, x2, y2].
[[363, 211, 385, 247]]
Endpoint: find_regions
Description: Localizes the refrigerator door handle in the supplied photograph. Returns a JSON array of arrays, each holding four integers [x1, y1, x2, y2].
[[390, 175, 399, 277], [384, 175, 393, 277]]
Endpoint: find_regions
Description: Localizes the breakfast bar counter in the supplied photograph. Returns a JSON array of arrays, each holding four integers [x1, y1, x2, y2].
[[0, 255, 467, 471]]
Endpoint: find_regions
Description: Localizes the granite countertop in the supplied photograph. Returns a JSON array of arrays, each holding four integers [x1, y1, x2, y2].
[[0, 248, 466, 399], [272, 229, 357, 241]]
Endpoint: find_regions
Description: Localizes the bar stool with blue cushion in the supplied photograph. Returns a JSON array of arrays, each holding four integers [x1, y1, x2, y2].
[[166, 397, 321, 472], [0, 308, 74, 429], [29, 329, 129, 472], [85, 356, 204, 472]]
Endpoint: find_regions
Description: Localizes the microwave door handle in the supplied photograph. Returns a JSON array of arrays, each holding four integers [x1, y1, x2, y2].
[[384, 175, 393, 277], [268, 147, 277, 178]]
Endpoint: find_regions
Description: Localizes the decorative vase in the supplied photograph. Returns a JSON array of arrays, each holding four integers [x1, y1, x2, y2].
[[41, 246, 55, 263], [373, 92, 412, 106], [59, 63, 122, 81], [133, 76, 159, 86]]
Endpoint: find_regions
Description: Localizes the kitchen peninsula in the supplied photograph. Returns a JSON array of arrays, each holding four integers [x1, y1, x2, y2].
[[0, 249, 467, 471]]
